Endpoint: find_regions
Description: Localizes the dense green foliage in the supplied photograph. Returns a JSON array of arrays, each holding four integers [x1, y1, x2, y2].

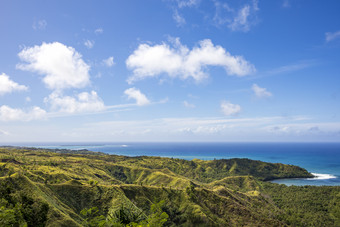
[[0, 147, 338, 226], [0, 180, 49, 227], [81, 200, 169, 227], [262, 182, 340, 226]]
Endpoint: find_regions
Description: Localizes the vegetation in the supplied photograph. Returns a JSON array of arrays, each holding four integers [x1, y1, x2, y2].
[[0, 146, 338, 226]]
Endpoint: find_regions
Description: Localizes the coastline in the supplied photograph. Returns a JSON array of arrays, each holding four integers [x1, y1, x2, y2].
[[2, 142, 340, 186]]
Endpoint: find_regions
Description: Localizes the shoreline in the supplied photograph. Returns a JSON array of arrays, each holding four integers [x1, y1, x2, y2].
[[3, 144, 339, 186]]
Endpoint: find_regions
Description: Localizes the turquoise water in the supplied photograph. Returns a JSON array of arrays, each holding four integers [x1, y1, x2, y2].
[[15, 142, 340, 186]]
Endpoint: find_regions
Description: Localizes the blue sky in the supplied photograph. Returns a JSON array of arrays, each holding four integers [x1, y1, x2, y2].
[[1, 0, 340, 142]]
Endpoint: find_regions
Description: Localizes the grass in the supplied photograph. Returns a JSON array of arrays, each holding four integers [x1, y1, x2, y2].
[[0, 146, 338, 226]]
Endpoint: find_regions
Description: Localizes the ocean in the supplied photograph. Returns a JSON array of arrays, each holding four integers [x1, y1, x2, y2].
[[16, 142, 340, 186]]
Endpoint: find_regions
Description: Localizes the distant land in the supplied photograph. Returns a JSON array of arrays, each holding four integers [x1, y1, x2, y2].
[[0, 146, 339, 226]]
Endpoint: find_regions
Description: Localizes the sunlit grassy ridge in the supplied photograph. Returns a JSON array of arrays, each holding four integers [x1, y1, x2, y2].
[[0, 147, 338, 226]]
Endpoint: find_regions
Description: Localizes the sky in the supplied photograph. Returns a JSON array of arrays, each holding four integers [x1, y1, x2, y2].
[[0, 0, 340, 143]]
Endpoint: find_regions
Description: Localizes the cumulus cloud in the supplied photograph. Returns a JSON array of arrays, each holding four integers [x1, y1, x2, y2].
[[126, 38, 255, 83], [84, 40, 95, 49], [124, 88, 150, 106], [252, 84, 272, 98], [0, 105, 46, 121], [221, 100, 241, 116], [0, 73, 28, 95], [17, 42, 91, 91], [32, 19, 47, 30], [44, 91, 105, 114], [325, 30, 340, 42], [103, 56, 114, 67]]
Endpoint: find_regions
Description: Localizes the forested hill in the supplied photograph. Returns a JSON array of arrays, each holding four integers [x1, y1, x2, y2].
[[0, 147, 338, 226]]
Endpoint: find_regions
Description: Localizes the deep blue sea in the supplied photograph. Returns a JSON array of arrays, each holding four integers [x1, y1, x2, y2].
[[12, 142, 340, 186]]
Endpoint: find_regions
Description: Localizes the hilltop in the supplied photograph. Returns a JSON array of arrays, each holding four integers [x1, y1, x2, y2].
[[0, 147, 338, 226]]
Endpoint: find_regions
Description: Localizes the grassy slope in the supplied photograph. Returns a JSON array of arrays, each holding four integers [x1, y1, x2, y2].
[[0, 147, 338, 226]]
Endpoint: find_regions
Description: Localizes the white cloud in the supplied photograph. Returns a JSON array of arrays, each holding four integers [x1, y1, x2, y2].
[[178, 124, 228, 134], [32, 20, 47, 30], [124, 87, 150, 106], [103, 56, 114, 67], [177, 0, 199, 8], [0, 73, 28, 95], [266, 123, 340, 137], [4, 115, 338, 142], [170, 0, 198, 26], [17, 42, 91, 91], [0, 129, 10, 136], [183, 101, 195, 108], [229, 5, 251, 31], [84, 40, 95, 49], [126, 38, 255, 83], [173, 10, 186, 26], [325, 30, 340, 42], [95, 28, 103, 34], [45, 91, 105, 114], [252, 0, 259, 11], [252, 84, 272, 98], [213, 1, 233, 25], [268, 126, 290, 133], [171, 0, 259, 32], [221, 100, 241, 116], [66, 115, 317, 141], [213, 0, 259, 32], [0, 105, 46, 121]]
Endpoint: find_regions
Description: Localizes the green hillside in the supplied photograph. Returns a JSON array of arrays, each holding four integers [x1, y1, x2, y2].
[[0, 147, 338, 226]]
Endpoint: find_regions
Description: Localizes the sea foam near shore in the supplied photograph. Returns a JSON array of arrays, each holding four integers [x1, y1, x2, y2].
[[310, 173, 337, 180]]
